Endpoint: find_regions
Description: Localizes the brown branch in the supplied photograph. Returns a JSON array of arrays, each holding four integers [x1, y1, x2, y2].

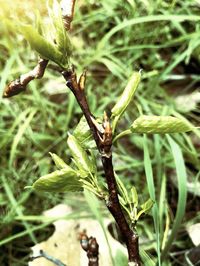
[[62, 68, 141, 265], [60, 0, 76, 31], [62, 69, 101, 150], [3, 58, 48, 98], [79, 231, 99, 266]]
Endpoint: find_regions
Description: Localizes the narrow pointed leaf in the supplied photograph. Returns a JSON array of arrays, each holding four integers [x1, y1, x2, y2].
[[137, 198, 154, 220], [131, 186, 138, 207], [73, 116, 95, 149], [67, 134, 95, 177], [49, 152, 68, 169], [161, 135, 187, 259], [141, 198, 154, 213], [115, 174, 130, 205]]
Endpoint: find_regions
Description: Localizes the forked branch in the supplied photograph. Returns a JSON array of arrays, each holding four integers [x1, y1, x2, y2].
[[79, 231, 99, 266], [62, 68, 140, 265]]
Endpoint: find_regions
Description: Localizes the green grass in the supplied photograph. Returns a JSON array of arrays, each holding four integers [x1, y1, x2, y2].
[[0, 0, 200, 265]]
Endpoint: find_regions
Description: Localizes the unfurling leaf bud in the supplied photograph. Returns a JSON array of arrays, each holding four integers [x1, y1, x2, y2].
[[111, 71, 141, 118], [131, 115, 193, 134], [140, 198, 154, 214], [136, 198, 154, 220], [48, 0, 72, 56], [131, 186, 138, 207], [20, 24, 66, 67]]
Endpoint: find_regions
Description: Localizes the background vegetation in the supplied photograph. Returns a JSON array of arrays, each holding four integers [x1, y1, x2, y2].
[[0, 0, 200, 265]]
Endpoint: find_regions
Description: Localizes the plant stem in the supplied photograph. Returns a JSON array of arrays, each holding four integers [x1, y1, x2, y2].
[[62, 69, 141, 265], [101, 155, 140, 264], [113, 129, 132, 143]]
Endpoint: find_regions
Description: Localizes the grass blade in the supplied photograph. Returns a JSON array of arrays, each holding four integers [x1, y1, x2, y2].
[[1, 175, 37, 244], [98, 15, 200, 49], [161, 135, 187, 260], [9, 109, 36, 167], [143, 134, 161, 265]]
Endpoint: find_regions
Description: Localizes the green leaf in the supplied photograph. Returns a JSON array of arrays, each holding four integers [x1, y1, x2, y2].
[[140, 248, 156, 266], [114, 249, 128, 266], [9, 109, 36, 167], [141, 198, 154, 213], [67, 134, 95, 177], [49, 152, 68, 169], [161, 135, 187, 260], [131, 186, 138, 207], [48, 0, 72, 56], [19, 24, 66, 67], [131, 115, 193, 134], [115, 174, 130, 205], [33, 167, 82, 192], [137, 198, 154, 220], [111, 71, 141, 129], [143, 135, 161, 265], [73, 116, 96, 149]]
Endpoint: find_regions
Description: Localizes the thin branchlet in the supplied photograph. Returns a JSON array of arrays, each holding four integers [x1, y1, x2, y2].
[[3, 58, 48, 98]]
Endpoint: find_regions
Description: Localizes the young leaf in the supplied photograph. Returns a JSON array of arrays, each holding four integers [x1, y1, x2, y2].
[[19, 24, 67, 67], [136, 198, 154, 220], [48, 0, 72, 56], [33, 167, 82, 192], [67, 134, 95, 177], [115, 174, 130, 205], [73, 116, 95, 149], [49, 152, 68, 169], [131, 115, 193, 134], [111, 71, 141, 126], [131, 186, 138, 207], [141, 198, 154, 213]]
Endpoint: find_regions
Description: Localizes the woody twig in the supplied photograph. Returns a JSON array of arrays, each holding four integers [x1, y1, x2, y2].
[[79, 231, 99, 266], [3, 0, 76, 98], [3, 58, 48, 98]]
